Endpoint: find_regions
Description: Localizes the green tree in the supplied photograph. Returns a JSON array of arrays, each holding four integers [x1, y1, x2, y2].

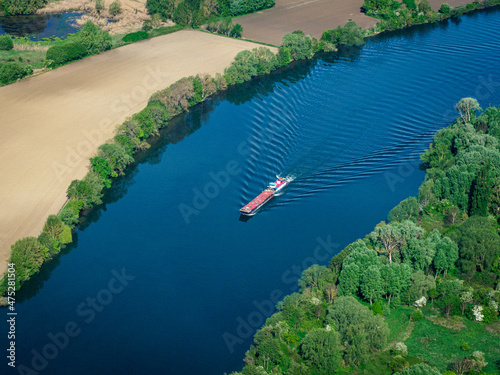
[[281, 31, 313, 61], [230, 23, 243, 38], [469, 162, 491, 216], [433, 236, 459, 277], [321, 21, 365, 47], [369, 221, 424, 263], [224, 50, 258, 84], [450, 216, 500, 278], [440, 3, 451, 13], [0, 35, 14, 50], [360, 265, 384, 305], [300, 328, 341, 372], [388, 197, 419, 222], [1, 0, 47, 15], [0, 62, 31, 85], [409, 270, 436, 302], [97, 143, 134, 174], [394, 363, 441, 375], [95, 0, 104, 13], [456, 97, 482, 124], [380, 262, 412, 306], [109, 0, 122, 15], [299, 265, 334, 291], [43, 215, 64, 239], [76, 21, 112, 55], [327, 296, 389, 366], [91, 156, 113, 187], [8, 237, 48, 289]]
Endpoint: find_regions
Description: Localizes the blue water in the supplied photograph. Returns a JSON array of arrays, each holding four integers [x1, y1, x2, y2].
[[2, 7, 500, 375], [0, 12, 81, 40]]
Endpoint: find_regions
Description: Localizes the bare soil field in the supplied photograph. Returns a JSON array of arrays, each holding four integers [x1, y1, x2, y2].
[[0, 30, 274, 276], [236, 0, 378, 46]]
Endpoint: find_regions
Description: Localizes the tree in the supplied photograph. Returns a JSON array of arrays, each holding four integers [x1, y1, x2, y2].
[[380, 262, 412, 306], [0, 35, 14, 51], [360, 265, 384, 304], [1, 0, 47, 15], [9, 237, 48, 289], [456, 98, 482, 124], [76, 21, 112, 55], [394, 363, 441, 375], [450, 216, 500, 278], [224, 50, 258, 84], [327, 297, 389, 365], [321, 21, 365, 47], [469, 162, 491, 216], [281, 31, 313, 61], [433, 236, 459, 277], [299, 265, 334, 291], [230, 23, 243, 38], [445, 206, 460, 225], [388, 197, 419, 222], [300, 328, 341, 372], [95, 0, 104, 13], [109, 0, 122, 15], [369, 221, 424, 263], [409, 270, 436, 303], [440, 3, 451, 13], [339, 240, 380, 295], [97, 143, 134, 174], [43, 215, 64, 239]]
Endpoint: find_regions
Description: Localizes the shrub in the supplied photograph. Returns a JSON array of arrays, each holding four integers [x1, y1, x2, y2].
[[0, 62, 30, 85], [230, 23, 243, 38], [46, 42, 88, 66], [371, 300, 383, 315], [95, 0, 104, 13], [440, 3, 451, 13], [142, 19, 154, 31], [1, 0, 47, 15], [461, 342, 469, 351], [281, 31, 313, 61], [123, 30, 149, 43], [0, 35, 14, 51], [109, 0, 122, 15], [410, 309, 424, 322], [7, 237, 48, 290], [402, 0, 417, 10], [321, 21, 365, 47], [76, 21, 112, 55]]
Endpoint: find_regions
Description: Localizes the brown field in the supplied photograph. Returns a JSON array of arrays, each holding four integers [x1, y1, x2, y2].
[[0, 30, 275, 276], [236, 0, 378, 46]]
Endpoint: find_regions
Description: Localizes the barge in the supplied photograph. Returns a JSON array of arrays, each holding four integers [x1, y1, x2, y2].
[[239, 176, 290, 216]]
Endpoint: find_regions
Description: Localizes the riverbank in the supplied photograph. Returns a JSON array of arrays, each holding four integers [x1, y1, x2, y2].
[[0, 30, 273, 277]]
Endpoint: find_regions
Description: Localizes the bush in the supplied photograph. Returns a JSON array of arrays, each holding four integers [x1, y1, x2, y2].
[[109, 0, 122, 15], [461, 342, 469, 351], [123, 30, 149, 43], [76, 21, 112, 55], [95, 0, 104, 13], [371, 300, 383, 315], [230, 23, 243, 38], [142, 19, 154, 31], [1, 0, 47, 15], [281, 31, 314, 61], [402, 0, 417, 10], [46, 42, 88, 67], [440, 3, 451, 13], [0, 35, 14, 51], [0, 62, 31, 85], [8, 237, 48, 290], [321, 21, 365, 47], [410, 309, 424, 322]]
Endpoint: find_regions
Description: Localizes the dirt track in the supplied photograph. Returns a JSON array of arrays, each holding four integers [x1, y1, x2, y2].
[[0, 30, 274, 276], [237, 0, 378, 46]]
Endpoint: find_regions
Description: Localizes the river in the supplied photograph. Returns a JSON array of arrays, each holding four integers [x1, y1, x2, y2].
[[2, 7, 500, 375]]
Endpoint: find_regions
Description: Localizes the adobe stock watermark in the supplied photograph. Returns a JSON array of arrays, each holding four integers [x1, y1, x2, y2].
[[222, 235, 339, 354], [178, 140, 251, 224], [15, 268, 135, 375], [51, 64, 170, 182]]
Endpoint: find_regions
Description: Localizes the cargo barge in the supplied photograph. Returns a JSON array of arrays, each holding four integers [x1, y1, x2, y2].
[[239, 177, 290, 216]]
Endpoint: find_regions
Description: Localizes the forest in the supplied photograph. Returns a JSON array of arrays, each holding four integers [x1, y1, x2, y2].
[[230, 99, 500, 375]]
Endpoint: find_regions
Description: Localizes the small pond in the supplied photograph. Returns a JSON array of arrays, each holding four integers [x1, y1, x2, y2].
[[0, 12, 82, 40]]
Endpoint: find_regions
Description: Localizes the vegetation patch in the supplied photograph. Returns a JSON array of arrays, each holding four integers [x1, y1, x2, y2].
[[427, 315, 467, 332]]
